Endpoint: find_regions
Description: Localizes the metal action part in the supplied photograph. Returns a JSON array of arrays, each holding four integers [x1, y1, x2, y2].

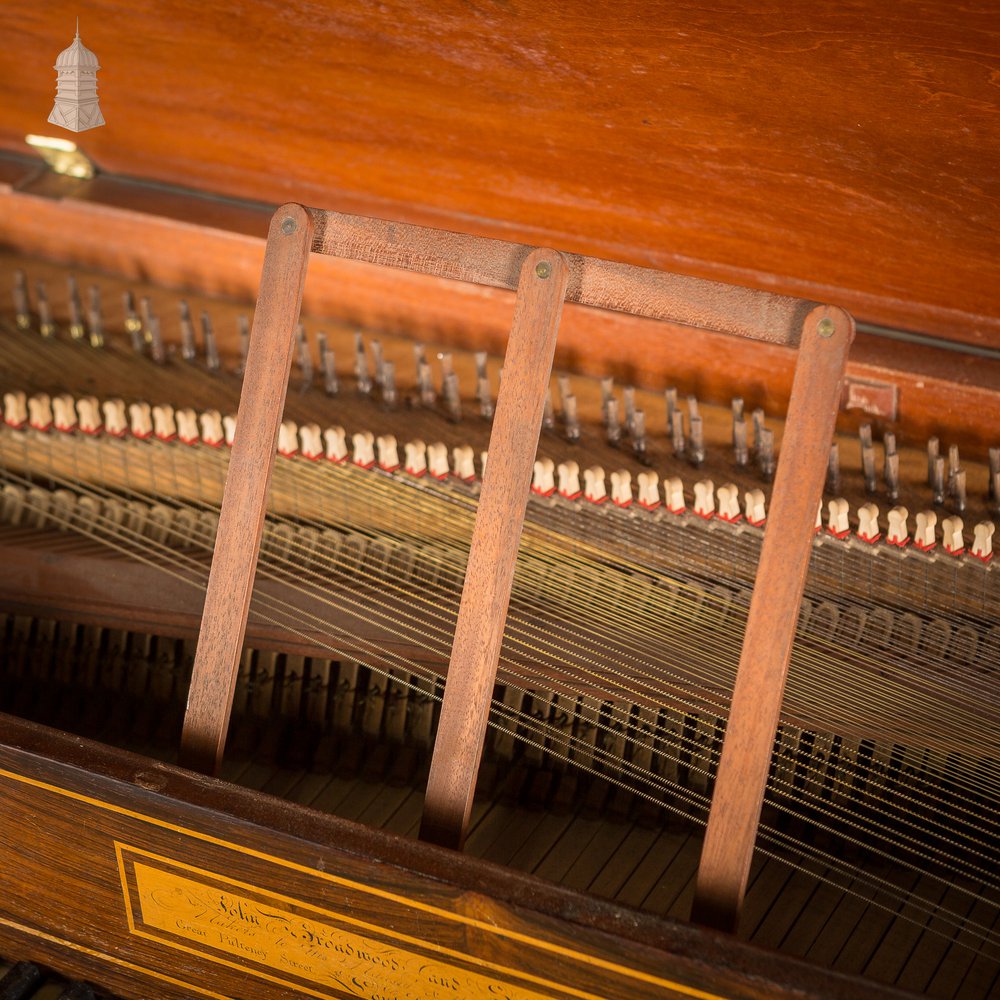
[[623, 387, 636, 436], [123, 291, 143, 352], [179, 301, 196, 360], [827, 442, 840, 495], [632, 410, 647, 461], [732, 398, 748, 467], [757, 427, 775, 482], [543, 386, 556, 432], [355, 333, 372, 395], [733, 418, 748, 468], [36, 281, 55, 338], [672, 410, 686, 458], [932, 455, 946, 505], [927, 436, 939, 487], [13, 269, 30, 330], [371, 339, 385, 388], [87, 285, 103, 348], [688, 396, 705, 466], [148, 315, 165, 364], [751, 408, 765, 460], [606, 396, 621, 446], [860, 424, 877, 493], [953, 469, 967, 513], [67, 275, 84, 340], [665, 387, 678, 439], [475, 353, 493, 418], [322, 346, 338, 396], [202, 311, 220, 371], [382, 360, 397, 408], [140, 296, 154, 346], [884, 432, 899, 501], [444, 372, 462, 422], [563, 394, 580, 443], [601, 377, 614, 428]]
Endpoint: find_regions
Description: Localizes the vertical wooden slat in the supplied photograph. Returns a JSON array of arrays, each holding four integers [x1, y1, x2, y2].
[[692, 305, 853, 932], [420, 248, 569, 850], [179, 203, 313, 775]]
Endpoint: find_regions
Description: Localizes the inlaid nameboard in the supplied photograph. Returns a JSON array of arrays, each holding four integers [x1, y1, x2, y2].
[[0, 725, 876, 1000], [119, 846, 583, 1000]]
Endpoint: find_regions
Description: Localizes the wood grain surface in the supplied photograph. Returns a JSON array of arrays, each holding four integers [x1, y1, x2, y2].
[[0, 2, 996, 346]]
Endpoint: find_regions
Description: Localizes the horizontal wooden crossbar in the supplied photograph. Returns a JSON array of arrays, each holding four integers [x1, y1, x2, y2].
[[309, 209, 815, 345]]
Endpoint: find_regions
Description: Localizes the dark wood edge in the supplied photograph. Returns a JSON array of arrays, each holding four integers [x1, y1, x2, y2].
[[0, 712, 916, 1000], [2, 149, 997, 348]]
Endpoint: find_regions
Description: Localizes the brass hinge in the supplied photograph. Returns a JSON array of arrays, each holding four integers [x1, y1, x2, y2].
[[25, 133, 98, 179]]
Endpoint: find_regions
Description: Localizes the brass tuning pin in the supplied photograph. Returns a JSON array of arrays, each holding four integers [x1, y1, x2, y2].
[[687, 396, 705, 467], [179, 301, 197, 361], [13, 269, 30, 330], [605, 395, 621, 446], [201, 311, 220, 371], [631, 409, 647, 461], [859, 423, 877, 494], [148, 315, 165, 364], [140, 296, 155, 347], [623, 387, 636, 437], [732, 398, 748, 467], [883, 432, 899, 502], [355, 333, 372, 396], [67, 275, 85, 340], [382, 360, 397, 408], [87, 284, 104, 348], [123, 291, 143, 352], [36, 281, 55, 338], [370, 339, 385, 390]]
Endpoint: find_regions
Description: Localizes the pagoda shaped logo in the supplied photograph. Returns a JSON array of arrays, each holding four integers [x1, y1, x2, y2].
[[48, 20, 105, 132]]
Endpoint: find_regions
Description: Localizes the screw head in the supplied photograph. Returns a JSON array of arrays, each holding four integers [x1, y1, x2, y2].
[[535, 261, 551, 279], [816, 318, 836, 338], [280, 216, 297, 235]]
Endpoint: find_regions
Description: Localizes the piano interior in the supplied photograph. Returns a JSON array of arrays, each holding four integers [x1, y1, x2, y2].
[[0, 4, 998, 999]]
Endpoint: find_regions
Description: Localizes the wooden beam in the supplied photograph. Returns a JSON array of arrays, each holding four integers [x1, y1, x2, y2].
[[691, 305, 854, 933], [179, 204, 312, 775], [312, 210, 812, 345], [420, 248, 569, 849]]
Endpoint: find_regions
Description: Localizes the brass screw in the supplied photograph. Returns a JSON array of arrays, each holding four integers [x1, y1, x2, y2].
[[281, 216, 297, 235], [817, 318, 835, 338], [535, 261, 551, 279]]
